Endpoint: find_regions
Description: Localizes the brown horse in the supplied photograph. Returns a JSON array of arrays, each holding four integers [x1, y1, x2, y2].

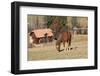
[[56, 31, 72, 52]]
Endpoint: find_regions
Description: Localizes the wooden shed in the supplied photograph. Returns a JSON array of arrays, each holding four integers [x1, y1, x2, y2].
[[30, 28, 53, 44]]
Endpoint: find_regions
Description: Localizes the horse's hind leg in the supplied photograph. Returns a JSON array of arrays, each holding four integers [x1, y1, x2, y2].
[[68, 39, 72, 50], [65, 42, 68, 51], [63, 42, 65, 50], [68, 39, 71, 46]]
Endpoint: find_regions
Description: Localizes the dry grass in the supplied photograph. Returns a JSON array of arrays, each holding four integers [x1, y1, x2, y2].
[[28, 35, 88, 61]]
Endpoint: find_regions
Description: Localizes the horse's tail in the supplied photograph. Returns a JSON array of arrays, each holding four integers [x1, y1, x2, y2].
[[68, 32, 72, 46]]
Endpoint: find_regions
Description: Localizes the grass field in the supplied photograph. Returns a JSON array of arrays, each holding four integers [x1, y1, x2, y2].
[[28, 35, 88, 61]]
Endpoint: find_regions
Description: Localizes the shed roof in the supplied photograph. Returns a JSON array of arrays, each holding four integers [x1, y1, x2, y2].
[[32, 28, 53, 38]]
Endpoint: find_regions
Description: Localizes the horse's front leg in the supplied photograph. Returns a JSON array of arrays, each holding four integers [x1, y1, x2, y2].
[[57, 44, 60, 52], [56, 43, 61, 52], [58, 43, 61, 52]]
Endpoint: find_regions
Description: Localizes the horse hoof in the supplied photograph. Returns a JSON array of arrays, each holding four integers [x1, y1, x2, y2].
[[57, 50, 61, 52], [70, 48, 73, 50]]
